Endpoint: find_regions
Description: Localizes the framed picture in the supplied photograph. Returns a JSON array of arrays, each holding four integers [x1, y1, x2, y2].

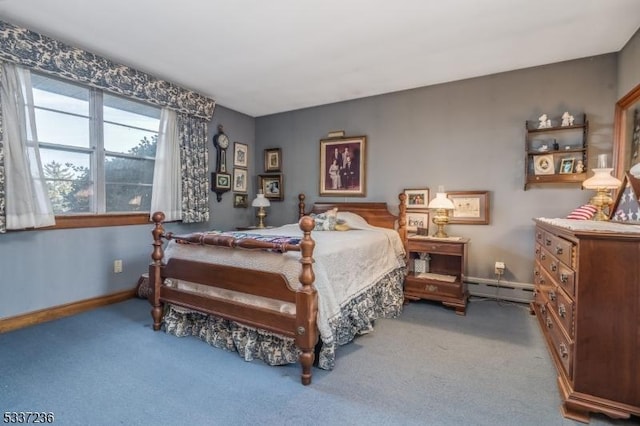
[[259, 174, 283, 201], [319, 135, 367, 197], [404, 188, 430, 210], [211, 172, 231, 191], [613, 82, 640, 181], [534, 154, 555, 175], [233, 142, 248, 168], [233, 193, 248, 208], [233, 168, 248, 193], [264, 148, 282, 172], [559, 158, 575, 174], [446, 191, 490, 224], [406, 211, 430, 232]]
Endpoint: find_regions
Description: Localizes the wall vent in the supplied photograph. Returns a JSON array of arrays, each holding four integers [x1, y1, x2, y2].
[[465, 276, 534, 304]]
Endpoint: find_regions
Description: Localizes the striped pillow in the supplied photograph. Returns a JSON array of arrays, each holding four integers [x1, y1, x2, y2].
[[566, 204, 597, 220]]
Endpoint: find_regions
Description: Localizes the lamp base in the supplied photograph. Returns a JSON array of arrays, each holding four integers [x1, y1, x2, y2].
[[590, 189, 613, 221], [256, 207, 267, 228], [432, 210, 450, 238]]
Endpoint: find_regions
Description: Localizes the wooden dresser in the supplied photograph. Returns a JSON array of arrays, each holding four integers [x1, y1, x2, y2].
[[531, 219, 640, 423]]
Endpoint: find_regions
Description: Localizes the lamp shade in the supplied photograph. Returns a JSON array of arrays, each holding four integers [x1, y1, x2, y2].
[[251, 193, 271, 207], [582, 168, 621, 190], [428, 192, 455, 210]]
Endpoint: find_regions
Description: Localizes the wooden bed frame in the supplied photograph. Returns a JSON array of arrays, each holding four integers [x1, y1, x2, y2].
[[149, 193, 407, 385]]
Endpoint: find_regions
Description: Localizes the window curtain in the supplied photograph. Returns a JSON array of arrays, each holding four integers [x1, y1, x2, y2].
[[0, 62, 55, 229], [178, 113, 209, 223], [0, 68, 5, 233], [150, 108, 181, 221]]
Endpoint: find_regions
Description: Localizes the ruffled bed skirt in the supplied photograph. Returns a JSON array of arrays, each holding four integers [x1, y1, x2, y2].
[[163, 267, 406, 370]]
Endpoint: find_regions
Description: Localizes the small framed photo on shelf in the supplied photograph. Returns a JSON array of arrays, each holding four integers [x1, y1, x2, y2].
[[233, 193, 248, 208], [233, 168, 248, 193], [446, 191, 490, 225], [403, 188, 430, 210], [534, 154, 555, 175], [559, 158, 575, 174], [406, 211, 429, 232], [264, 148, 282, 172], [233, 142, 248, 168], [259, 174, 283, 201]]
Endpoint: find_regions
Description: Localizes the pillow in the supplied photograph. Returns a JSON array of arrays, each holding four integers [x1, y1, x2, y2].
[[566, 204, 597, 220], [334, 222, 351, 231], [310, 208, 339, 231], [336, 211, 369, 229]]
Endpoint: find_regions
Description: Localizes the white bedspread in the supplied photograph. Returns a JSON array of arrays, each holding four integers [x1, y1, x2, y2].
[[163, 219, 405, 346]]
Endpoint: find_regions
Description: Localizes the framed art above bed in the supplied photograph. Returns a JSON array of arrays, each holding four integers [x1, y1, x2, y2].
[[319, 135, 366, 197]]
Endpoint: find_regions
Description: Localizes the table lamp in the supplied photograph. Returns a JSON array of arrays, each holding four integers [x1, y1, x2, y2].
[[428, 187, 455, 238], [581, 154, 621, 221], [251, 191, 271, 228]]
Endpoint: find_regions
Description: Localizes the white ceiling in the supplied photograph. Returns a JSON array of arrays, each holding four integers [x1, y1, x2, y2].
[[1, 0, 639, 117]]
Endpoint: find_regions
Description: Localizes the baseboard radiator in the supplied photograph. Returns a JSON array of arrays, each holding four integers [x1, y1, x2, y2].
[[465, 276, 534, 304]]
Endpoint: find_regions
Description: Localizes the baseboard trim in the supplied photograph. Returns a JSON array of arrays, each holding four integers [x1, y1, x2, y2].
[[0, 289, 137, 334], [466, 276, 534, 304]]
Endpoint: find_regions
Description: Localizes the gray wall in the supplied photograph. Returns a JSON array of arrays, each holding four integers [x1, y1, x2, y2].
[[618, 27, 640, 99], [255, 54, 618, 284]]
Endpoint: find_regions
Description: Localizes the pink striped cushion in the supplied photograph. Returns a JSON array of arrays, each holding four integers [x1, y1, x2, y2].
[[566, 204, 597, 220]]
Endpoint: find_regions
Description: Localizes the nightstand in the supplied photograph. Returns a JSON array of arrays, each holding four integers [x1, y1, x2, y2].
[[404, 234, 469, 315]]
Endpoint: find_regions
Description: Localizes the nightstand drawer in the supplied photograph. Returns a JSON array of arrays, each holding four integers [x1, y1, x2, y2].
[[407, 240, 463, 255], [404, 276, 463, 299]]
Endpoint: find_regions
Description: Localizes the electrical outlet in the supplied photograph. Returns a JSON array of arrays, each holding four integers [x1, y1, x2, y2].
[[114, 259, 123, 273], [494, 261, 505, 275]]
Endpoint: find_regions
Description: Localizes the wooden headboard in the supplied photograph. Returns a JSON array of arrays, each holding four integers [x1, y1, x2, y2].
[[297, 193, 406, 231]]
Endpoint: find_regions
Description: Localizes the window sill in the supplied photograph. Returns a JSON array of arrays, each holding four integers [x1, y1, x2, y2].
[[45, 213, 152, 230]]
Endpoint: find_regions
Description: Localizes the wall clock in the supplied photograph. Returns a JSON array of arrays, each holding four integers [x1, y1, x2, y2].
[[212, 124, 231, 201]]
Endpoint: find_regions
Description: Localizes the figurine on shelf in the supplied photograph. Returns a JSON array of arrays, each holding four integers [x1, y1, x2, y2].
[[575, 159, 585, 173], [538, 114, 552, 129], [561, 111, 575, 127]]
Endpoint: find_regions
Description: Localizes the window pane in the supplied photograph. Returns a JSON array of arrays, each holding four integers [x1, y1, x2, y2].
[[35, 109, 90, 147], [105, 155, 154, 213], [104, 123, 157, 156], [32, 74, 89, 116], [104, 94, 160, 130], [40, 149, 93, 214]]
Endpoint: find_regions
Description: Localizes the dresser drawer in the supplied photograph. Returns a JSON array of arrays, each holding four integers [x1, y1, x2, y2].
[[407, 240, 463, 255], [544, 310, 574, 378], [556, 263, 575, 297], [541, 232, 574, 268], [553, 286, 574, 338], [404, 276, 463, 299]]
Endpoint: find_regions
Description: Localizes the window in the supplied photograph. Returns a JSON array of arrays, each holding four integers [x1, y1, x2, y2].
[[31, 73, 160, 226]]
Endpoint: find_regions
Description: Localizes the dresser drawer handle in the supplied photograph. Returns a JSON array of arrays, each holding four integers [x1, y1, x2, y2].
[[555, 246, 563, 255], [546, 318, 553, 329], [545, 238, 552, 246], [551, 263, 557, 272], [560, 273, 568, 283], [541, 305, 546, 315], [541, 253, 546, 260], [539, 277, 545, 285], [558, 304, 566, 318], [534, 269, 540, 276], [535, 247, 540, 255], [559, 343, 568, 359], [536, 232, 542, 240], [549, 291, 556, 301]]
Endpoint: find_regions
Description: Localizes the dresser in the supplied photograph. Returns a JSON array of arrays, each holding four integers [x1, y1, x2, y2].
[[531, 219, 640, 422], [404, 235, 469, 315]]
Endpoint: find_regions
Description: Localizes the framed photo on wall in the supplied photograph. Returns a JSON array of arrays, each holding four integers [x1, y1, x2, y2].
[[259, 174, 283, 201], [404, 188, 430, 210], [233, 142, 248, 168], [233, 168, 248, 193], [319, 135, 366, 197], [446, 191, 490, 224], [233, 193, 248, 208], [264, 148, 282, 172], [406, 211, 429, 233]]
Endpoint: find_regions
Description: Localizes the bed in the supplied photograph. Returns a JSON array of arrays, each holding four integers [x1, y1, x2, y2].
[[148, 193, 408, 384]]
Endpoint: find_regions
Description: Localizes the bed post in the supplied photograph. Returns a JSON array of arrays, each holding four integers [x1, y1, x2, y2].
[[398, 193, 408, 259], [150, 212, 165, 331], [298, 193, 306, 219], [296, 215, 318, 385]]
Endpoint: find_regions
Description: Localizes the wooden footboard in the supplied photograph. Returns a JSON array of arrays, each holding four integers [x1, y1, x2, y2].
[[149, 212, 318, 385]]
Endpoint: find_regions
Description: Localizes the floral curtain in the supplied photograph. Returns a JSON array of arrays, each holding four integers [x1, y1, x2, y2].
[[179, 114, 209, 223], [0, 64, 4, 233]]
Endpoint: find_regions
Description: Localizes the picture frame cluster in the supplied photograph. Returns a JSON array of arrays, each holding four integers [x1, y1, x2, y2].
[[232, 142, 248, 208], [260, 148, 283, 201]]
